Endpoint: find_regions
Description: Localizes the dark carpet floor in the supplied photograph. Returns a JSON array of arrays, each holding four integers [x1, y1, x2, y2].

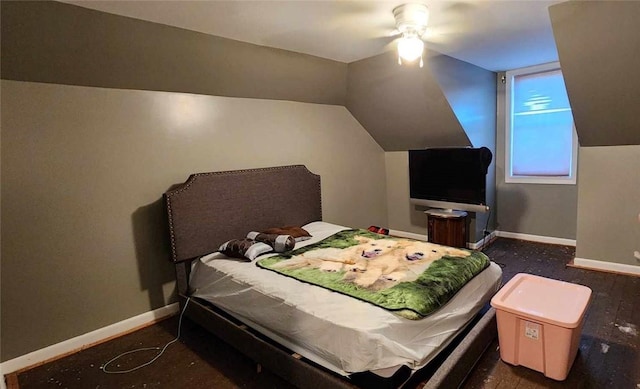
[[12, 238, 640, 388]]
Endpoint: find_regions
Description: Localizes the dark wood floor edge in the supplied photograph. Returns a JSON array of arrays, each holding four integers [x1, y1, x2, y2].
[[422, 308, 498, 389], [567, 259, 640, 278], [9, 312, 178, 376]]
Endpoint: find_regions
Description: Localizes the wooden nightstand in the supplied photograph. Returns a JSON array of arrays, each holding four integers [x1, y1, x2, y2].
[[425, 210, 468, 248]]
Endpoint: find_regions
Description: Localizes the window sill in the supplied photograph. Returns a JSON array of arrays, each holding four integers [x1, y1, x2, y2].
[[505, 176, 576, 185]]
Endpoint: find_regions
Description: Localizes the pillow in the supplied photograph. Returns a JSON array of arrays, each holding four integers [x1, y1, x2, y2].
[[246, 232, 295, 252], [262, 226, 312, 242], [367, 225, 390, 235], [218, 238, 272, 261]]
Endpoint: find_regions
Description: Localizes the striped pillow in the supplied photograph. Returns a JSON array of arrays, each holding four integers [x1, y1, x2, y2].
[[246, 232, 295, 252], [219, 238, 272, 261]]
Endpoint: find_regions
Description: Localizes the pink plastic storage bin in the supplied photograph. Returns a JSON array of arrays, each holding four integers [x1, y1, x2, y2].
[[490, 273, 591, 381]]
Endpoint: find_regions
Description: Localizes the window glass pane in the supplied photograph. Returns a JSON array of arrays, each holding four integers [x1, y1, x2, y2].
[[513, 70, 570, 113], [511, 68, 574, 177], [512, 111, 573, 176]]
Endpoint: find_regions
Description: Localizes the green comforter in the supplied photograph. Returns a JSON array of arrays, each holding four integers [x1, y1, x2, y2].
[[257, 229, 490, 319]]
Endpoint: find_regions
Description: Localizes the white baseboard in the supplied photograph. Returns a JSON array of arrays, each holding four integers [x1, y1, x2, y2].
[[495, 230, 576, 247], [468, 231, 498, 250], [572, 257, 640, 276], [389, 229, 497, 250], [1, 303, 179, 375], [390, 228, 575, 248], [388, 230, 427, 241]]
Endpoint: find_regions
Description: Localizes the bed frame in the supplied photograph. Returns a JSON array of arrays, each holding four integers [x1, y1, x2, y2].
[[163, 165, 497, 389]]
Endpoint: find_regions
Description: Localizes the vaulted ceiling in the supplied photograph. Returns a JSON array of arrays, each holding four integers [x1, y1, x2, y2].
[[62, 0, 563, 72], [5, 1, 640, 149], [57, 0, 640, 148], [3, 0, 498, 151]]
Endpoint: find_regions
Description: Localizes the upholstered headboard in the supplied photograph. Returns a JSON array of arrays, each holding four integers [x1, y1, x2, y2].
[[164, 165, 322, 263]]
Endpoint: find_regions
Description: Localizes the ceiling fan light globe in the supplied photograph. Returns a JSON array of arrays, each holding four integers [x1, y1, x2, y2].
[[398, 36, 424, 62]]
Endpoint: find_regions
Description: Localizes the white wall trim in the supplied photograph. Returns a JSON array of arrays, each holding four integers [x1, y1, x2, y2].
[[389, 229, 498, 250], [468, 231, 498, 250], [1, 303, 179, 375], [389, 229, 427, 241], [572, 257, 640, 276], [389, 228, 575, 248], [495, 230, 576, 247], [0, 364, 6, 389]]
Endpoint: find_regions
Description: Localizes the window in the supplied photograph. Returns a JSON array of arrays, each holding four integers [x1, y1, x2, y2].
[[505, 62, 577, 184]]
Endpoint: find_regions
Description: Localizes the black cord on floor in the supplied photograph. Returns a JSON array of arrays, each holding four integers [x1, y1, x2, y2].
[[478, 209, 493, 253]]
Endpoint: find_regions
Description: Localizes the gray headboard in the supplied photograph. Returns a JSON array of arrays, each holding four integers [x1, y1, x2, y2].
[[164, 165, 322, 263]]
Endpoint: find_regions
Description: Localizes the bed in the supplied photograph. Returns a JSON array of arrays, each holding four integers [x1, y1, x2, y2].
[[163, 165, 502, 388]]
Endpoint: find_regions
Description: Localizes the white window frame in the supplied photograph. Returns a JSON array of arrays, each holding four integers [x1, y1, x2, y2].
[[505, 62, 578, 185]]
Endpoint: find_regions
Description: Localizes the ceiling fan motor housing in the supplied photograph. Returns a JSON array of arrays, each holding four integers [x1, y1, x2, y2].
[[393, 3, 429, 36]]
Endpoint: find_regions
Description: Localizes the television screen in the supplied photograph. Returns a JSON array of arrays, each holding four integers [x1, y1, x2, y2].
[[409, 147, 492, 209]]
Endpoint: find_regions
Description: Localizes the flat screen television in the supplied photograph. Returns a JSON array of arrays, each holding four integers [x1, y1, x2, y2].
[[409, 147, 492, 213]]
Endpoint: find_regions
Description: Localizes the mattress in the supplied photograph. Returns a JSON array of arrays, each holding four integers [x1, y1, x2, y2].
[[189, 221, 502, 376]]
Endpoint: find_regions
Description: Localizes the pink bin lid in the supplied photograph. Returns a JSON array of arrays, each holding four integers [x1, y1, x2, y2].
[[491, 273, 592, 328]]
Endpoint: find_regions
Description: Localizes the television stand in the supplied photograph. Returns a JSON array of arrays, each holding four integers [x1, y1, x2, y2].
[[425, 209, 468, 248]]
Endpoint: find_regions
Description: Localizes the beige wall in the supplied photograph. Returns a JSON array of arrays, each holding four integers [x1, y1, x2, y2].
[[575, 146, 640, 266], [384, 152, 427, 237], [495, 74, 578, 239], [1, 80, 387, 361], [0, 0, 385, 362], [549, 1, 640, 265], [495, 2, 640, 242]]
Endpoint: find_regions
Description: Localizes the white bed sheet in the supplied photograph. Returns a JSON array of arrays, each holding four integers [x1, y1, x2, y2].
[[189, 221, 502, 376]]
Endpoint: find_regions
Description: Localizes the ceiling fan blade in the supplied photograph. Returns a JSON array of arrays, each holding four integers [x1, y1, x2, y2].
[[366, 34, 397, 46], [421, 1, 480, 46]]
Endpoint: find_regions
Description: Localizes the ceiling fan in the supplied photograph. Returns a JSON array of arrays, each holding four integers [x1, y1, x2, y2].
[[393, 3, 430, 67]]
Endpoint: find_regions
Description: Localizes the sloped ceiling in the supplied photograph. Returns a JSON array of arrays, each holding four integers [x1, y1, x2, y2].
[[549, 1, 640, 147], [62, 0, 563, 72], [1, 1, 347, 105], [347, 50, 471, 151], [2, 1, 496, 152], [347, 48, 496, 151]]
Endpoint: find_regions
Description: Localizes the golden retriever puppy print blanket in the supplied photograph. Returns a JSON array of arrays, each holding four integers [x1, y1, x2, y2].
[[257, 229, 491, 319]]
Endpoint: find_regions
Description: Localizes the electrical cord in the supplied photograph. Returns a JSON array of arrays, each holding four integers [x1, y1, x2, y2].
[[101, 298, 190, 374], [479, 208, 493, 252], [479, 208, 506, 268], [483, 209, 492, 239]]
